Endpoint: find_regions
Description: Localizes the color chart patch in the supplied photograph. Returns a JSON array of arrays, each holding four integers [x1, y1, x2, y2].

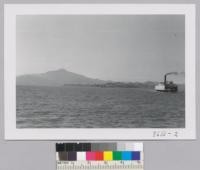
[[56, 143, 143, 170]]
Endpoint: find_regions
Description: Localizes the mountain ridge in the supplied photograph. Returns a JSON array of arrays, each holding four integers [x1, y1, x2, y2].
[[17, 68, 184, 90], [17, 69, 107, 86]]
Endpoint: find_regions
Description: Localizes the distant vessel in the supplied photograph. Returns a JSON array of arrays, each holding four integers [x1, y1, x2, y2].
[[155, 72, 178, 92]]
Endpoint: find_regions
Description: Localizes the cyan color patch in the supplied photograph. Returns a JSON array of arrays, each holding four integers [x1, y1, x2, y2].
[[122, 151, 132, 160]]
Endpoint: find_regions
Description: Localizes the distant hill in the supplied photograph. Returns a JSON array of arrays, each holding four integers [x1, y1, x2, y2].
[[16, 69, 106, 86], [17, 69, 185, 90]]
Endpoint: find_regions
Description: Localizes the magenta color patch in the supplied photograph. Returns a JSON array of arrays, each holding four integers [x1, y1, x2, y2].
[[86, 152, 96, 160]]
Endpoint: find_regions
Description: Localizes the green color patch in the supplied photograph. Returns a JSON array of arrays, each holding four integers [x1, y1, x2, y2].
[[113, 151, 122, 160]]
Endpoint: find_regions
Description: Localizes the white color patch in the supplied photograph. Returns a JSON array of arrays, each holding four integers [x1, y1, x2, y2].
[[77, 152, 86, 161]]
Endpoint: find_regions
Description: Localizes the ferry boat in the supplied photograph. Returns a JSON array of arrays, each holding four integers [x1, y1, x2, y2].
[[155, 72, 178, 92]]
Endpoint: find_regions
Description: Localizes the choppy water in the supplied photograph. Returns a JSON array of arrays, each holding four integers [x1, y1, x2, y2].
[[16, 85, 185, 128]]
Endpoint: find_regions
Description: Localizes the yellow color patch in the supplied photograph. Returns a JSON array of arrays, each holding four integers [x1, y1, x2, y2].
[[103, 151, 113, 161]]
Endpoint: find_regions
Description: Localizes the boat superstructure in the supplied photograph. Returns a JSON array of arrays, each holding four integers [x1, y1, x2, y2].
[[155, 72, 178, 92]]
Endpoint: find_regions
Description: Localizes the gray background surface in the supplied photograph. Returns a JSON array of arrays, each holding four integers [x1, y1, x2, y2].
[[0, 0, 199, 170]]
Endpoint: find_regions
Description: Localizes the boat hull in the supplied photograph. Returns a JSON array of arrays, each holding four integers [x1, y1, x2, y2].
[[155, 83, 178, 92]]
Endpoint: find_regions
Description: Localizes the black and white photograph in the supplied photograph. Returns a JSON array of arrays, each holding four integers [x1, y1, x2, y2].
[[16, 15, 185, 128], [4, 4, 196, 139]]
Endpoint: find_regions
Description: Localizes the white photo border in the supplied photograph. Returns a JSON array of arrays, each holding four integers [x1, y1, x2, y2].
[[4, 4, 196, 140]]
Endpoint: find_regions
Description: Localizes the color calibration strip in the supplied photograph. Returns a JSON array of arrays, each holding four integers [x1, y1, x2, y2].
[[57, 150, 141, 161], [56, 143, 143, 170]]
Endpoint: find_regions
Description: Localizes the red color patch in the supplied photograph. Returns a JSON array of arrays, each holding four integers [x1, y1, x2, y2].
[[95, 152, 103, 160]]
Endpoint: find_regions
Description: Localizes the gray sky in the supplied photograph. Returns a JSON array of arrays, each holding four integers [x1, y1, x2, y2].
[[16, 15, 185, 83]]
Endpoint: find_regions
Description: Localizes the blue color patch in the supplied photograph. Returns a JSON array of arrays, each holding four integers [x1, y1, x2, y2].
[[132, 151, 140, 160], [122, 151, 132, 160]]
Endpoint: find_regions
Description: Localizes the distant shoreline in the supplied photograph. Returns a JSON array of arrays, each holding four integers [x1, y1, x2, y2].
[[64, 82, 157, 89], [16, 83, 185, 91]]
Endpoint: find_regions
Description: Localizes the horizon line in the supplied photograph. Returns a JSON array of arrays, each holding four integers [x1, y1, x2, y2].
[[16, 68, 185, 84]]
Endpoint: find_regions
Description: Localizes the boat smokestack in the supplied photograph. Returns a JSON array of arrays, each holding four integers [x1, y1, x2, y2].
[[164, 75, 167, 85], [164, 72, 178, 85]]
